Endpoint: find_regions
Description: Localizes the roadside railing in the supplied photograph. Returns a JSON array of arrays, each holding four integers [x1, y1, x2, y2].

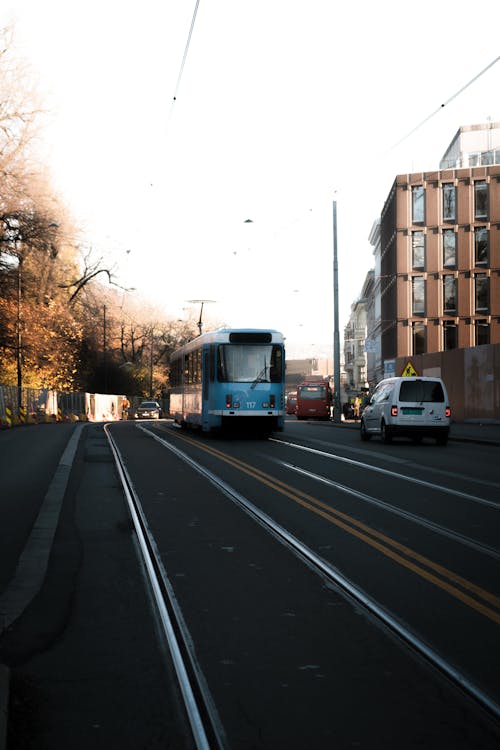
[[0, 386, 127, 427]]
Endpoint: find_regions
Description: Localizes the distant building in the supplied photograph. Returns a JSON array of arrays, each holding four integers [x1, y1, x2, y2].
[[439, 121, 500, 170], [379, 122, 500, 365], [285, 357, 333, 391], [343, 296, 368, 396], [366, 219, 383, 386], [355, 122, 500, 419]]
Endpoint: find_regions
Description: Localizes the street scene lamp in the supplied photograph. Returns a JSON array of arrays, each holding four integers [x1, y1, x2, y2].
[[15, 254, 22, 409]]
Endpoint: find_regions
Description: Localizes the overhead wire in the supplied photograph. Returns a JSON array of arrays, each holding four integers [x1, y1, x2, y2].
[[389, 55, 500, 151], [167, 0, 201, 124]]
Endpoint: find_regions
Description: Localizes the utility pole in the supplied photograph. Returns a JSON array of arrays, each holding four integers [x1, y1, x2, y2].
[[150, 326, 154, 398], [333, 200, 341, 422], [103, 304, 107, 394], [16, 256, 22, 410]]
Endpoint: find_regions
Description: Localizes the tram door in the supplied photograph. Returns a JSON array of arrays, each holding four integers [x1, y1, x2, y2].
[[202, 348, 211, 431]]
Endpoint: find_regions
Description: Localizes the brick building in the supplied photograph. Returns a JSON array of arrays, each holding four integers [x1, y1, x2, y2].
[[379, 124, 500, 366], [358, 123, 500, 420]]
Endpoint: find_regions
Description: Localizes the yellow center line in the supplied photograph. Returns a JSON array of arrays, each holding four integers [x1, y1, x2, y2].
[[171, 431, 500, 624]]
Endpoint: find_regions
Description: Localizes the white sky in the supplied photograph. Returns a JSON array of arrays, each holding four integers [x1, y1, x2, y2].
[[2, 0, 500, 358]]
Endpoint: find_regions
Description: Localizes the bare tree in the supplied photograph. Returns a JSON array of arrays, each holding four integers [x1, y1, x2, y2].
[[0, 25, 46, 213]]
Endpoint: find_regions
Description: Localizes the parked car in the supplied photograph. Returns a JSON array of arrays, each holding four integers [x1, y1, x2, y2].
[[133, 400, 162, 419], [360, 376, 450, 445]]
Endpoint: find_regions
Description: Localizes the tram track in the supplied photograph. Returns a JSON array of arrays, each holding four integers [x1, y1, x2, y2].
[[104, 424, 227, 750], [128, 423, 500, 725], [279, 460, 500, 561], [270, 437, 500, 509]]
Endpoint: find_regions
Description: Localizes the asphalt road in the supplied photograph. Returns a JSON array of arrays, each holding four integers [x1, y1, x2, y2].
[[0, 423, 192, 750], [1, 419, 499, 749]]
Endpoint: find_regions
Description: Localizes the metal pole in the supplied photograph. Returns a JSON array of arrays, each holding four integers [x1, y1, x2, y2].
[[333, 201, 341, 422], [103, 304, 107, 394], [197, 301, 204, 336], [150, 327, 154, 398], [16, 258, 22, 410], [187, 300, 215, 338]]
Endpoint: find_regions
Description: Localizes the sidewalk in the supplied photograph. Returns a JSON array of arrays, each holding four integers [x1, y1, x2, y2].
[[0, 424, 188, 750], [338, 418, 500, 446], [448, 420, 500, 446]]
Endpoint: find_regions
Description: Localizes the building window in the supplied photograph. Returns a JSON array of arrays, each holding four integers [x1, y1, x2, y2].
[[474, 227, 488, 266], [412, 323, 426, 355], [474, 180, 488, 219], [411, 231, 425, 270], [442, 183, 456, 222], [443, 321, 458, 350], [442, 229, 456, 268], [481, 151, 494, 166], [443, 275, 456, 313], [412, 276, 425, 315], [475, 319, 490, 345], [474, 273, 489, 313], [412, 185, 424, 224], [469, 152, 480, 166]]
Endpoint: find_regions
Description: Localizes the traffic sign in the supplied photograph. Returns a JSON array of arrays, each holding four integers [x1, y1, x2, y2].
[[401, 360, 418, 377]]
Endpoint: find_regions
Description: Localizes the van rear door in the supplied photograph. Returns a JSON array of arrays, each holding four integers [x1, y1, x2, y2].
[[397, 379, 447, 425]]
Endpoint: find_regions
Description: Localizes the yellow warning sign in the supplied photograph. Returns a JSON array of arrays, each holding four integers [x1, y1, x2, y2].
[[402, 360, 418, 377]]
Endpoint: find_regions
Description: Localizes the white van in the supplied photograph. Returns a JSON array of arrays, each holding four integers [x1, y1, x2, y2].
[[360, 376, 451, 445]]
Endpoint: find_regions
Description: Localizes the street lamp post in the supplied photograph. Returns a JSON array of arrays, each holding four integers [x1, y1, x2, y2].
[[333, 200, 341, 422], [16, 255, 23, 410], [149, 326, 154, 398], [103, 304, 108, 393]]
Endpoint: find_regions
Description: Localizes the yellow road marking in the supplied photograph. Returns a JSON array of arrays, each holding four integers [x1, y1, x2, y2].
[[168, 431, 500, 624]]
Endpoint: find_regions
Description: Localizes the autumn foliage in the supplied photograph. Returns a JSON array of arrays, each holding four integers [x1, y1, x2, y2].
[[0, 26, 198, 397]]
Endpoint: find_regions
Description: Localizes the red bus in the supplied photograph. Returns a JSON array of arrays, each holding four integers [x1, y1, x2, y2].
[[295, 379, 332, 420]]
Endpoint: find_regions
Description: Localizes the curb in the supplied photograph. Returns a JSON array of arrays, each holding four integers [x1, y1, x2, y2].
[[323, 420, 500, 447], [0, 664, 9, 750]]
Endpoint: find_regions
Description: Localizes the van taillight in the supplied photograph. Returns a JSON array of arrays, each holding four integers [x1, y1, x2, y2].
[[445, 406, 451, 418], [225, 394, 232, 408], [391, 405, 398, 417]]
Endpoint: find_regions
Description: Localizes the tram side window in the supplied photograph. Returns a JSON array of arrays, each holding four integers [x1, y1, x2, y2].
[[170, 357, 182, 387], [185, 349, 202, 385], [210, 345, 216, 381], [269, 345, 283, 382]]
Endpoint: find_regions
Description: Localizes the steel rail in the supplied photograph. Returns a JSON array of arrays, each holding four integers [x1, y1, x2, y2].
[[140, 423, 500, 723], [280, 460, 500, 561], [270, 437, 500, 509], [104, 424, 226, 750]]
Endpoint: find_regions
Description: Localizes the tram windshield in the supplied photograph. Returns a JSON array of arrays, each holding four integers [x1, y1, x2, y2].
[[217, 344, 283, 383]]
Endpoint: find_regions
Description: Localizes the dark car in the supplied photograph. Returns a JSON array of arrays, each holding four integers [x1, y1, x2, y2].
[[286, 392, 297, 415], [133, 400, 162, 419]]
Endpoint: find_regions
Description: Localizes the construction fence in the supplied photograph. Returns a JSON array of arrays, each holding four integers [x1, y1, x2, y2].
[[0, 386, 128, 428]]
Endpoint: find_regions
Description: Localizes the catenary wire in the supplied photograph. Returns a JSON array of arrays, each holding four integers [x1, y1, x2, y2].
[[389, 56, 500, 151], [168, 0, 201, 123]]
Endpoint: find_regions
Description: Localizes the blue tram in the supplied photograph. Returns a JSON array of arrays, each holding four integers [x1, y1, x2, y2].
[[169, 329, 285, 433]]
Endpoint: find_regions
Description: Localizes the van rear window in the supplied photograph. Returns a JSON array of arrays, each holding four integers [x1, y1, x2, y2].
[[399, 380, 444, 402]]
